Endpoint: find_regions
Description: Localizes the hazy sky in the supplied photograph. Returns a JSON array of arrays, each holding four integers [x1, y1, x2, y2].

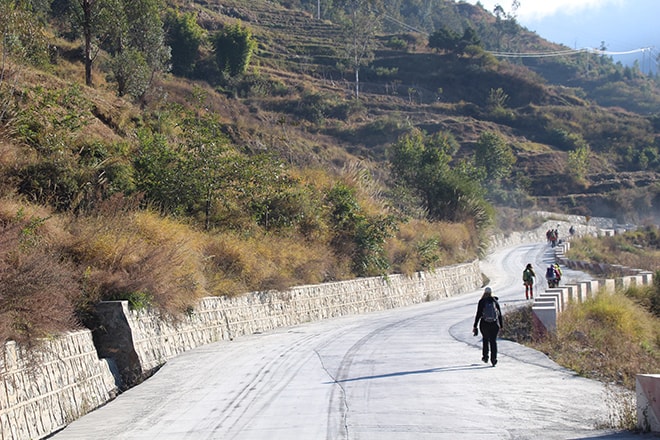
[[463, 0, 659, 73]]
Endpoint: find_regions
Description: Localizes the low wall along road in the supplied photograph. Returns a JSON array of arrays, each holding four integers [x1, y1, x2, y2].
[[2, 261, 482, 440]]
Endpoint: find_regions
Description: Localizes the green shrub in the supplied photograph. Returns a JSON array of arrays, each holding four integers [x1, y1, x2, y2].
[[325, 182, 396, 277], [213, 22, 258, 77], [385, 36, 407, 51]]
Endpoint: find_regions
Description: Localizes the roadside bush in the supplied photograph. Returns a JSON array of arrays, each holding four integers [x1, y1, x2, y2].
[[325, 182, 396, 277], [65, 196, 205, 318], [534, 293, 659, 390], [566, 226, 660, 272], [386, 219, 476, 275], [202, 231, 337, 296], [624, 280, 660, 318], [0, 208, 80, 345]]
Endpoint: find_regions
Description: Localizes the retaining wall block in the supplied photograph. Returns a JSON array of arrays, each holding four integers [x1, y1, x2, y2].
[[641, 272, 654, 285], [616, 276, 633, 290], [565, 285, 578, 303], [532, 305, 557, 333], [636, 374, 660, 432], [599, 279, 616, 294], [542, 289, 565, 313], [0, 331, 118, 440]]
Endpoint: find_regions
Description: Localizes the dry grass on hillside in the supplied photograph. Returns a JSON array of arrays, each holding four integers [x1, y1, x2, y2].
[[0, 199, 81, 345], [387, 219, 475, 275], [566, 229, 660, 274], [0, 189, 481, 345]]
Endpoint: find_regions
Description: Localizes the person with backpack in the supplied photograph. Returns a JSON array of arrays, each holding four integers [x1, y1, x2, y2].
[[553, 263, 562, 283], [545, 265, 558, 288], [522, 263, 536, 299], [473, 286, 503, 367]]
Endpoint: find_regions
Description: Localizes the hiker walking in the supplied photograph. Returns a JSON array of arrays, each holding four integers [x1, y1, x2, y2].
[[545, 264, 559, 288], [553, 263, 562, 284], [473, 286, 503, 367], [522, 263, 535, 299]]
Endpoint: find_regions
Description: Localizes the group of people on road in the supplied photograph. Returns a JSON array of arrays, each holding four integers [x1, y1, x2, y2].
[[520, 261, 563, 298], [546, 227, 559, 247], [473, 245, 569, 366], [545, 263, 562, 288]]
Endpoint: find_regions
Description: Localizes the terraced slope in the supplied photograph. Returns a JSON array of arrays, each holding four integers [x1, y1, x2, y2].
[[176, 0, 658, 220]]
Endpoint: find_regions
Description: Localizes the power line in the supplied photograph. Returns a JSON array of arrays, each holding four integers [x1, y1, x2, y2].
[[382, 14, 428, 35], [381, 11, 655, 70], [489, 46, 653, 58]]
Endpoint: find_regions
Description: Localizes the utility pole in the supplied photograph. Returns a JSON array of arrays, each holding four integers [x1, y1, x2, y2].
[[317, 0, 320, 20]]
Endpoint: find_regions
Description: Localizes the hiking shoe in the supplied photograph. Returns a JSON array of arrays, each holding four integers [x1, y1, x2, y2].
[[482, 356, 488, 363], [492, 360, 498, 366]]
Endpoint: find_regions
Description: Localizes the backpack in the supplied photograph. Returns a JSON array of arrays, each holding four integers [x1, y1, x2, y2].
[[482, 299, 499, 323], [546, 266, 556, 280], [522, 269, 532, 282]]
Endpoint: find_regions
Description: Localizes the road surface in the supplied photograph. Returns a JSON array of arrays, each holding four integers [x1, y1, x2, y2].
[[53, 242, 649, 439]]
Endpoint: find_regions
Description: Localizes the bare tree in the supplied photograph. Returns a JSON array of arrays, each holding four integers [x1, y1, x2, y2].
[[337, 0, 382, 99]]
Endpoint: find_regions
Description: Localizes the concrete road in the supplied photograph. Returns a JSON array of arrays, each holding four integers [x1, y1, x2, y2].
[[53, 243, 652, 439]]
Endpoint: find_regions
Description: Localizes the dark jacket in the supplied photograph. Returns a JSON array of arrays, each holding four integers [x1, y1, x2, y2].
[[473, 296, 503, 328]]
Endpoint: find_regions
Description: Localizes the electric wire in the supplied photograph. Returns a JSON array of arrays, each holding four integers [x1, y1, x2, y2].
[[382, 12, 656, 69], [489, 46, 653, 58]]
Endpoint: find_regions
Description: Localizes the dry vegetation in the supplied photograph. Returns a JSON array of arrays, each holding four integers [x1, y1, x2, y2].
[[566, 227, 660, 274], [538, 292, 659, 390], [0, 50, 488, 345], [0, 188, 482, 343]]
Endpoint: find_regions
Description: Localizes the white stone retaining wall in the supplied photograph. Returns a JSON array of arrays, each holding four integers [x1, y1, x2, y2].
[[0, 331, 118, 440], [96, 260, 483, 384]]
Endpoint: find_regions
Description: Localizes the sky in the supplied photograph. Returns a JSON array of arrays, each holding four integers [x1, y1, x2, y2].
[[463, 0, 659, 74]]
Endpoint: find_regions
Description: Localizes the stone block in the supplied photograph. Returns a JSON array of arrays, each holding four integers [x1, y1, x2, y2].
[[628, 275, 644, 287], [541, 289, 564, 312], [637, 374, 660, 432], [617, 276, 632, 290], [640, 272, 654, 285], [533, 296, 557, 310], [532, 305, 557, 333], [564, 284, 578, 303], [597, 278, 616, 294], [574, 282, 589, 302], [583, 280, 600, 299]]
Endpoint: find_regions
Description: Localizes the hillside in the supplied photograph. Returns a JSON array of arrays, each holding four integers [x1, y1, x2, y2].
[[171, 0, 660, 220], [0, 0, 659, 345]]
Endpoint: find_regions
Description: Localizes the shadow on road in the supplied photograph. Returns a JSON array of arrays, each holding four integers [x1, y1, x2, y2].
[[327, 364, 491, 383], [567, 433, 660, 439]]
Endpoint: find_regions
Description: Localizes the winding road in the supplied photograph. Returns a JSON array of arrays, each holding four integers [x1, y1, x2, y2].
[[54, 242, 645, 439]]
